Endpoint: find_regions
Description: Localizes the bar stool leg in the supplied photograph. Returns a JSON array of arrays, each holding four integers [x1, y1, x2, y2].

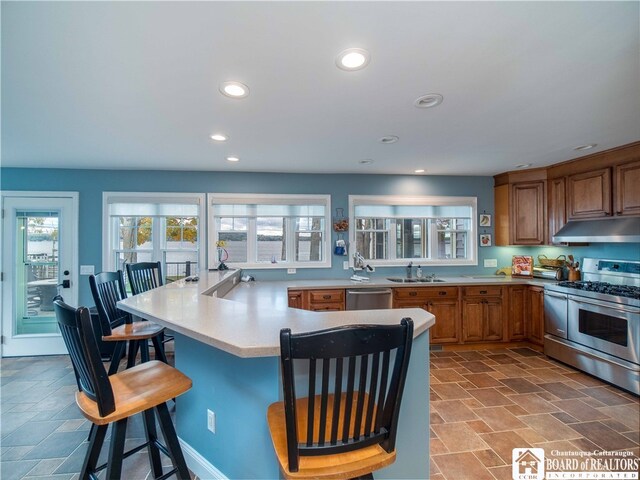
[[80, 423, 107, 479], [126, 341, 140, 369], [106, 418, 128, 480], [140, 340, 150, 363], [151, 336, 168, 364], [156, 402, 190, 479], [108, 341, 126, 375], [142, 408, 163, 478]]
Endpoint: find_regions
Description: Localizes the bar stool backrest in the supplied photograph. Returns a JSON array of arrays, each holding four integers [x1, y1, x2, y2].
[[126, 261, 163, 295], [54, 299, 116, 417], [279, 318, 414, 473], [89, 271, 130, 337]]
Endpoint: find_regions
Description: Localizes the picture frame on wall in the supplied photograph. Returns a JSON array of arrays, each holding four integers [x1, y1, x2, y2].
[[480, 234, 492, 247], [479, 214, 491, 227]]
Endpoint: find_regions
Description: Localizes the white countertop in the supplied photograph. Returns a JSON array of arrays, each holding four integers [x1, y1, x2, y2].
[[117, 270, 435, 358]]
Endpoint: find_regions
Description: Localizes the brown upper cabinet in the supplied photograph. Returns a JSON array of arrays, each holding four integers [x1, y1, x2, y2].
[[496, 142, 639, 246], [567, 168, 612, 219], [615, 160, 640, 216], [494, 169, 547, 246], [547, 142, 640, 222]]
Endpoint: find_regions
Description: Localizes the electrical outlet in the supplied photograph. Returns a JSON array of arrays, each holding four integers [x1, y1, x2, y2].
[[207, 409, 216, 433], [287, 268, 296, 274], [484, 259, 498, 268], [343, 261, 349, 270], [80, 265, 95, 275]]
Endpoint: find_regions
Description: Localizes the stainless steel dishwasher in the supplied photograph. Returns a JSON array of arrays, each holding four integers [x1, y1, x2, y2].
[[346, 288, 393, 310]]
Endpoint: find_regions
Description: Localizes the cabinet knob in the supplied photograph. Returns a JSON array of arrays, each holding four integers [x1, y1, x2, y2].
[[480, 290, 487, 294], [323, 295, 331, 299], [409, 291, 417, 297], [439, 291, 446, 296]]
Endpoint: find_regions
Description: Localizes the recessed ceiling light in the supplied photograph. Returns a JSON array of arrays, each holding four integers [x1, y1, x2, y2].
[[358, 159, 374, 165], [414, 94, 444, 109], [226, 156, 240, 162], [414, 169, 426, 174], [378, 135, 399, 144], [210, 133, 228, 142], [515, 163, 532, 169], [574, 144, 597, 151], [336, 48, 370, 71], [219, 81, 249, 99]]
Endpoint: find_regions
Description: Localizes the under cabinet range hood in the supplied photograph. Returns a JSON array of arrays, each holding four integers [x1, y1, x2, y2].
[[553, 218, 640, 243]]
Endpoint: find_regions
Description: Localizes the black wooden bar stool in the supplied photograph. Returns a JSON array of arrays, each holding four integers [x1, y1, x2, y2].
[[126, 261, 174, 345], [89, 271, 167, 375], [267, 318, 414, 480], [54, 299, 192, 480]]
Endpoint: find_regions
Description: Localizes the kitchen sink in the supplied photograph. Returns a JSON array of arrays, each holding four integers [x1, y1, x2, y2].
[[387, 277, 445, 283]]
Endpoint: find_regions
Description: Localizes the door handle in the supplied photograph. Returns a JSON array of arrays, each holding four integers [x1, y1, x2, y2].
[[59, 280, 71, 288]]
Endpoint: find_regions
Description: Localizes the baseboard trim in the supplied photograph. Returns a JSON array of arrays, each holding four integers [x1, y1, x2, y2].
[[179, 437, 229, 480]]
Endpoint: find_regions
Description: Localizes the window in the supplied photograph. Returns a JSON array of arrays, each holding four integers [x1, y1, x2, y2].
[[208, 194, 331, 269], [103, 193, 205, 282], [349, 195, 477, 266]]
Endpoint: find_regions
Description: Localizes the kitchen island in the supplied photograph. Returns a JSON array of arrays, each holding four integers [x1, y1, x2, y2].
[[118, 270, 435, 479]]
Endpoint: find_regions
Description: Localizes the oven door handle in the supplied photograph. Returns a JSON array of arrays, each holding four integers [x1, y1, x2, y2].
[[569, 296, 640, 315]]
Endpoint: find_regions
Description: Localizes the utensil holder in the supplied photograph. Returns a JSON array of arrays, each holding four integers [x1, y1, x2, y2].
[[568, 270, 581, 282]]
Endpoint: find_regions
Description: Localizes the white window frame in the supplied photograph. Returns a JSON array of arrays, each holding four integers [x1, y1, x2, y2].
[[349, 195, 478, 267], [102, 192, 206, 275], [208, 193, 332, 270]]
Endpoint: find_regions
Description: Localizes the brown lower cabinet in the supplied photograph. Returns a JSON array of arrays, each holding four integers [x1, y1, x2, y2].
[[462, 295, 503, 342], [393, 286, 460, 344], [288, 284, 543, 346], [527, 285, 545, 345]]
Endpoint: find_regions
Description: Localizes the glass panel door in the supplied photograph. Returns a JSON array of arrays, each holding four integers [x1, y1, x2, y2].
[[2, 193, 78, 357], [16, 211, 60, 334]]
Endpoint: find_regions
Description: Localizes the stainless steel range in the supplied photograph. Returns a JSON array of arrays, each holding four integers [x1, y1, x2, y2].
[[544, 258, 640, 395]]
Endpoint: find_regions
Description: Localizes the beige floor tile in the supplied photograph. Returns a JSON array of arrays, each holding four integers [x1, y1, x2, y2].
[[474, 407, 527, 432], [552, 399, 610, 422], [520, 413, 583, 441], [473, 449, 506, 467], [463, 373, 503, 388], [431, 423, 489, 453], [513, 427, 547, 444], [432, 452, 495, 480], [432, 368, 467, 383], [480, 431, 530, 463], [432, 400, 479, 423], [569, 421, 638, 450], [598, 404, 640, 431], [431, 383, 473, 400], [469, 388, 515, 407]]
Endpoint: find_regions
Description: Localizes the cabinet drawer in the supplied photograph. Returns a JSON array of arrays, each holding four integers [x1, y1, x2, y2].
[[393, 288, 429, 300], [309, 303, 343, 312], [463, 286, 503, 297], [422, 287, 458, 298], [308, 289, 344, 304]]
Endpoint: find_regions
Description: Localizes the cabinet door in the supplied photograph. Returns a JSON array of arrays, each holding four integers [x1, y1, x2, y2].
[[288, 290, 304, 309], [462, 298, 484, 342], [615, 160, 640, 216], [527, 286, 545, 345], [511, 181, 546, 245], [484, 298, 503, 341], [426, 299, 460, 344], [567, 168, 612, 219], [509, 286, 526, 340], [548, 177, 567, 244]]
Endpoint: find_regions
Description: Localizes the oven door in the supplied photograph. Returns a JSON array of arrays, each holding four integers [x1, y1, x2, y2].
[[568, 295, 639, 364]]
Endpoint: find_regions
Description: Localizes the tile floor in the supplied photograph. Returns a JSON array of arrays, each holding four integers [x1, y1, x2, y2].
[[429, 347, 640, 480], [1, 347, 638, 480], [1, 353, 198, 480]]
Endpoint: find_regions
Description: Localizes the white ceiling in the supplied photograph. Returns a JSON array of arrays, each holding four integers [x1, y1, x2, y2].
[[2, 1, 639, 176]]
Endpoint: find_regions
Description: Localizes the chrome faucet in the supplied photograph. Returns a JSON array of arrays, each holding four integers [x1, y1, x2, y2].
[[354, 252, 366, 270], [406, 262, 413, 279]]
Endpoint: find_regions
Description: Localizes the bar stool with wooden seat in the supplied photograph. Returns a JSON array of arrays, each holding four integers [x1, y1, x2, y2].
[[54, 299, 192, 480], [126, 261, 174, 345], [126, 261, 164, 295], [267, 318, 414, 480], [89, 270, 167, 375]]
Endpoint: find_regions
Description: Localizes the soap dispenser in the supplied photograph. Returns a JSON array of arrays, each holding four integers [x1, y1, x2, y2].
[[416, 265, 423, 279]]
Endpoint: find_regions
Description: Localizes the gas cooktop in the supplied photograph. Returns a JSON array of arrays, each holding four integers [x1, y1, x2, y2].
[[556, 281, 640, 300]]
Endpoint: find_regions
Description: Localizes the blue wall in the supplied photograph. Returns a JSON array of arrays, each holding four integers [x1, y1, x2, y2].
[[2, 167, 639, 305]]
